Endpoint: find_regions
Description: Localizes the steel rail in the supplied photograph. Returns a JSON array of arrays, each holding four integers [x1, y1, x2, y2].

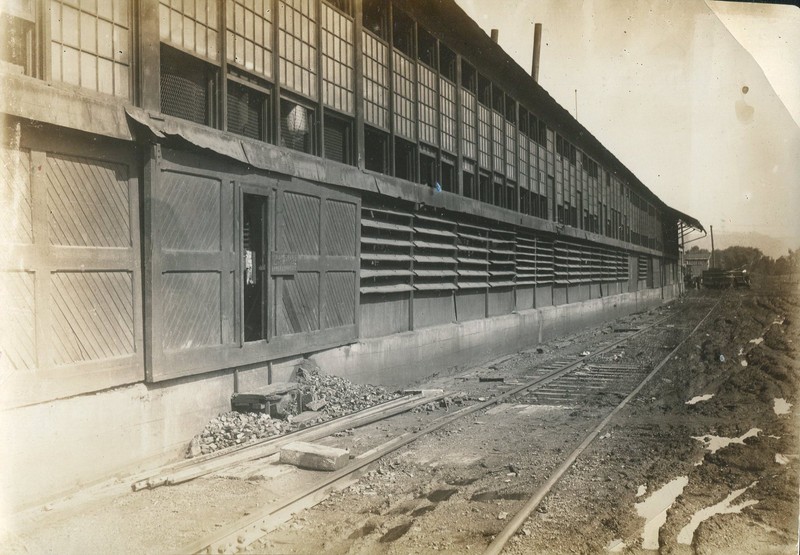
[[483, 298, 721, 555], [132, 392, 446, 491], [180, 310, 682, 554]]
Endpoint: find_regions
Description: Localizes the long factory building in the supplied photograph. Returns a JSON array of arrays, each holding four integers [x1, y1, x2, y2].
[[0, 0, 702, 510]]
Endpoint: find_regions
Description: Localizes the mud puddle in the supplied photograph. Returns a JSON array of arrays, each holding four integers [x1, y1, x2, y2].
[[773, 398, 792, 415], [692, 428, 761, 454], [686, 394, 714, 405], [634, 476, 689, 550], [677, 482, 759, 545]]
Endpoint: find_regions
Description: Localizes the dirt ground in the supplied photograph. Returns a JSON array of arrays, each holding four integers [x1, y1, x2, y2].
[[5, 284, 799, 554]]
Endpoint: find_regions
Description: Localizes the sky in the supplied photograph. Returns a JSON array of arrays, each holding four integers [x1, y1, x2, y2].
[[455, 0, 800, 247]]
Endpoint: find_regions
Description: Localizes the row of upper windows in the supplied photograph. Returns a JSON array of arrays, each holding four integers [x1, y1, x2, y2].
[[0, 0, 666, 247]]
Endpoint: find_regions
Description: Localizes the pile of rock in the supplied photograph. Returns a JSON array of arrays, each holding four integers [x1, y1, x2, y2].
[[187, 361, 399, 458], [296, 361, 400, 418], [188, 411, 286, 457]]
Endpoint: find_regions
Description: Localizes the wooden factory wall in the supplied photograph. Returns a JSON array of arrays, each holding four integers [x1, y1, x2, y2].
[[0, 126, 144, 408], [0, 121, 678, 412], [0, 0, 687, 509]]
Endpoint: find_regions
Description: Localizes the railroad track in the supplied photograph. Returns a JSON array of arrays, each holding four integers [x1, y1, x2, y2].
[[178, 300, 721, 554]]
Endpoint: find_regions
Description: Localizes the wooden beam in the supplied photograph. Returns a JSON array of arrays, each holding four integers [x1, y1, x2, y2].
[[353, 0, 366, 170], [138, 0, 161, 112]]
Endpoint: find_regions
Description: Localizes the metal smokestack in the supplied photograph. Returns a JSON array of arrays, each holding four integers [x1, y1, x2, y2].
[[532, 23, 542, 82], [490, 28, 499, 42]]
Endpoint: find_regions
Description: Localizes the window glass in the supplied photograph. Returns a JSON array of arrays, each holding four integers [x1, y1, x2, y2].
[[51, 0, 130, 97]]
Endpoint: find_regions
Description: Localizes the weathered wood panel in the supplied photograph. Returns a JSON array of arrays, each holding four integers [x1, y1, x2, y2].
[[360, 292, 409, 338], [553, 285, 568, 306], [145, 147, 359, 381], [322, 271, 356, 329], [0, 125, 142, 409], [455, 289, 485, 322], [516, 285, 534, 311], [535, 285, 553, 308], [51, 271, 135, 364], [413, 290, 455, 329], [487, 287, 514, 317], [1, 146, 32, 244], [277, 271, 320, 334], [162, 272, 222, 351], [47, 154, 131, 247], [0, 271, 36, 371]]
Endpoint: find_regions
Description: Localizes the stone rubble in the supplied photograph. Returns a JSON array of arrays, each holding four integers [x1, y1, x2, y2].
[[187, 361, 400, 457]]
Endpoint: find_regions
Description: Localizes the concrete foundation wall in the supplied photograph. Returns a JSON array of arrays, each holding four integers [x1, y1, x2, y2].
[[1, 285, 676, 514]]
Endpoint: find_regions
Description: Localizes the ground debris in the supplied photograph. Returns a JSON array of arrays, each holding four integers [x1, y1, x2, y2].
[[186, 362, 399, 457], [296, 360, 400, 419]]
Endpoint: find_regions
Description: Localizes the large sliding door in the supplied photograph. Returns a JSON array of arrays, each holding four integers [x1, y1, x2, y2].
[[144, 146, 360, 382]]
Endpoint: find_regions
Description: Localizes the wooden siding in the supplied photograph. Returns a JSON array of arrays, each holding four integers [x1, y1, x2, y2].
[[358, 199, 630, 307], [144, 147, 359, 382], [0, 128, 142, 409], [14, 0, 682, 258]]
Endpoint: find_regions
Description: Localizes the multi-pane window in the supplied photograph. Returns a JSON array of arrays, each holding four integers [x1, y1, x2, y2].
[[461, 62, 478, 161], [321, 2, 354, 113], [461, 88, 477, 161], [160, 44, 215, 126], [225, 0, 273, 79], [504, 97, 516, 177], [280, 98, 315, 153], [393, 50, 416, 141], [227, 79, 269, 141], [279, 0, 317, 98], [477, 74, 491, 170], [159, 0, 219, 61], [362, 0, 387, 39], [51, 0, 131, 97], [364, 126, 389, 173], [440, 78, 456, 154], [362, 30, 389, 129], [417, 64, 438, 146], [2, 2, 35, 76], [392, 7, 414, 57], [491, 87, 505, 175], [324, 111, 352, 164]]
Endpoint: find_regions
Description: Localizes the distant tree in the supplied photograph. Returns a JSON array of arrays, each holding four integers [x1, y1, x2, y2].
[[772, 249, 800, 276], [717, 246, 763, 271]]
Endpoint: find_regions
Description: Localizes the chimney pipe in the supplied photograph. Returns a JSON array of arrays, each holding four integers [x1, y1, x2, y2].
[[532, 23, 542, 82], [490, 28, 499, 42]]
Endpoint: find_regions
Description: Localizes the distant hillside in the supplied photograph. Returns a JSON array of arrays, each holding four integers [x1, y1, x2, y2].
[[696, 232, 800, 259]]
